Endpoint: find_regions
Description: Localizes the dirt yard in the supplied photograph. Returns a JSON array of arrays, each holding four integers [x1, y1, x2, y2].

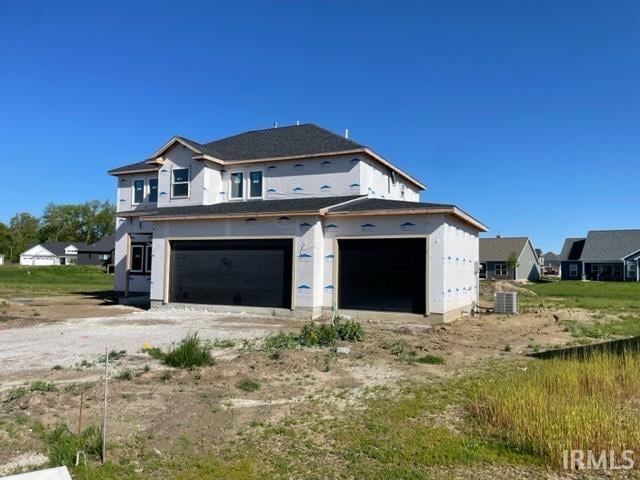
[[3, 282, 634, 478]]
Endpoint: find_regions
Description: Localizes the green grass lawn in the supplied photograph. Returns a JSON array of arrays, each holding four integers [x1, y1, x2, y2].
[[0, 265, 112, 297], [521, 280, 640, 312]]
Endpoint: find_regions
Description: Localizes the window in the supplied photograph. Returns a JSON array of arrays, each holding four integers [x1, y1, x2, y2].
[[249, 171, 263, 198], [172, 168, 189, 198], [131, 245, 145, 273], [131, 244, 151, 274], [569, 264, 578, 277], [133, 179, 145, 204], [148, 178, 158, 203], [495, 264, 507, 276], [627, 261, 637, 281], [230, 172, 244, 199]]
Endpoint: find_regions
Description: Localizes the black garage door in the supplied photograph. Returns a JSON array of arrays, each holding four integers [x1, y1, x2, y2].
[[338, 238, 426, 314], [170, 239, 292, 308]]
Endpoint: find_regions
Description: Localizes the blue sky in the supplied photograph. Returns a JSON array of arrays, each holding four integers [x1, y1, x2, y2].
[[0, 1, 638, 252]]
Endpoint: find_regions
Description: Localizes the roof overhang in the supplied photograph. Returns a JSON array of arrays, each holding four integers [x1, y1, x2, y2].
[[122, 210, 320, 222]]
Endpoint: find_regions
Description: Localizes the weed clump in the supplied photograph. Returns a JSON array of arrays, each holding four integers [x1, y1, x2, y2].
[[237, 379, 261, 392], [150, 333, 214, 369], [45, 423, 102, 467]]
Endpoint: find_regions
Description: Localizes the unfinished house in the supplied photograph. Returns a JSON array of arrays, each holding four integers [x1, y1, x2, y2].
[[108, 124, 487, 322]]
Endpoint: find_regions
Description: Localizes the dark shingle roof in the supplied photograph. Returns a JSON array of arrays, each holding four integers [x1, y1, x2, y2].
[[479, 237, 529, 262], [27, 241, 88, 256], [121, 196, 365, 219], [78, 234, 115, 253], [327, 197, 454, 212], [108, 160, 160, 175], [580, 230, 640, 261], [542, 252, 560, 261], [559, 238, 586, 261], [201, 124, 364, 161]]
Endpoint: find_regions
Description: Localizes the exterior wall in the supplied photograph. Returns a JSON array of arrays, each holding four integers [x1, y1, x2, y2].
[[560, 261, 582, 280], [19, 245, 60, 266], [359, 159, 421, 201], [124, 212, 479, 320], [516, 242, 541, 281], [77, 251, 112, 266], [115, 152, 423, 213], [584, 262, 624, 281], [114, 217, 154, 293], [442, 217, 480, 313]]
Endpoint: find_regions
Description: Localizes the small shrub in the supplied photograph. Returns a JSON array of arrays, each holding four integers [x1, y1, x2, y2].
[[212, 339, 235, 348], [145, 347, 165, 361], [115, 369, 133, 381], [5, 386, 27, 402], [237, 379, 261, 392], [46, 423, 102, 467], [334, 317, 365, 342], [264, 332, 297, 352], [31, 381, 56, 393], [163, 333, 214, 368], [143, 364, 151, 373], [416, 354, 444, 365]]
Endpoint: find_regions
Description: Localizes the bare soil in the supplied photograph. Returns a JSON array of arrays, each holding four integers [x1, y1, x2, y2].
[[0, 291, 595, 476]]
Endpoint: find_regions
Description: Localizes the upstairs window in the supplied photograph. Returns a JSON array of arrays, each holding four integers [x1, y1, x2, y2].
[[230, 172, 244, 199], [148, 178, 158, 203], [249, 171, 263, 198], [132, 179, 145, 205], [172, 169, 189, 198]]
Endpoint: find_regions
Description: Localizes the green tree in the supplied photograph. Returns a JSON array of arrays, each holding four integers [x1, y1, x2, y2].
[[507, 252, 520, 280], [0, 222, 11, 258], [9, 213, 39, 262], [39, 200, 115, 245]]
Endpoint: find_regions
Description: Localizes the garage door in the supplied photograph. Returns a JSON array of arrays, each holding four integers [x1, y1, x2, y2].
[[338, 238, 426, 314], [170, 239, 292, 308]]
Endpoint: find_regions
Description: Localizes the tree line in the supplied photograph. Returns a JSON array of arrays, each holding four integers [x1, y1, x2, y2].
[[0, 200, 115, 262]]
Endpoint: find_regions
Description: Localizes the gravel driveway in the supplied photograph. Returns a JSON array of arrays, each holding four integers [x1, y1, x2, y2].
[[0, 309, 286, 374]]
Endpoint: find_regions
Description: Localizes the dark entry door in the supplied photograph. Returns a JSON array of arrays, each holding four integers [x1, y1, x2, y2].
[[338, 238, 426, 314], [170, 239, 292, 308]]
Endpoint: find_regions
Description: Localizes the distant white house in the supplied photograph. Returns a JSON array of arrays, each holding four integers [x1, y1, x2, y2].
[[19, 242, 85, 266], [0, 254, 4, 265]]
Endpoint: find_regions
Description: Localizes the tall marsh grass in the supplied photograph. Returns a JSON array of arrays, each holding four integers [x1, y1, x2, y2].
[[471, 351, 640, 466]]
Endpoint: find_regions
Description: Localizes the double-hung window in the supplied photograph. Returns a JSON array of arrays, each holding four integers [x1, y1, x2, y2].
[[495, 264, 507, 276], [249, 171, 263, 198], [148, 177, 158, 203], [230, 172, 244, 199], [132, 179, 145, 205], [172, 169, 189, 198], [569, 264, 578, 277]]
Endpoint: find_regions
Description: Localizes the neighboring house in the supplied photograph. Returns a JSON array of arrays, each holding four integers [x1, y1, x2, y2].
[[19, 242, 86, 266], [0, 254, 4, 265], [108, 123, 487, 322], [541, 251, 561, 275], [559, 230, 640, 281], [77, 234, 115, 268], [479, 236, 540, 281], [559, 238, 585, 280]]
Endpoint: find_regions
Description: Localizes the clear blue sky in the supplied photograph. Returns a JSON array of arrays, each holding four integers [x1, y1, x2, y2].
[[0, 1, 638, 253]]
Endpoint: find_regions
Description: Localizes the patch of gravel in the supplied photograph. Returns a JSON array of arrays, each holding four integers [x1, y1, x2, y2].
[[0, 452, 49, 476]]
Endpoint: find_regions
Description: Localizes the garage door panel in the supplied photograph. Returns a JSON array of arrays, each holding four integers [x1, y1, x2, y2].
[[338, 238, 425, 314], [170, 240, 292, 308]]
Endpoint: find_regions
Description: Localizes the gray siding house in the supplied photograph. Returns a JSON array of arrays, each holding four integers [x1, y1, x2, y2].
[[479, 236, 540, 281], [559, 230, 640, 281]]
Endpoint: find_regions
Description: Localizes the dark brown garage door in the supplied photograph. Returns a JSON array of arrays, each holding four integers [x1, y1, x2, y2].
[[170, 239, 292, 308], [338, 238, 426, 314]]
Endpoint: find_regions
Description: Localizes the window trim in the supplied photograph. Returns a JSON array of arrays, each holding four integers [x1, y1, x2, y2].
[[171, 168, 190, 199], [132, 178, 145, 205], [494, 263, 507, 276], [145, 245, 153, 273], [148, 177, 159, 203], [248, 170, 264, 199], [229, 170, 245, 200], [130, 244, 145, 273]]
